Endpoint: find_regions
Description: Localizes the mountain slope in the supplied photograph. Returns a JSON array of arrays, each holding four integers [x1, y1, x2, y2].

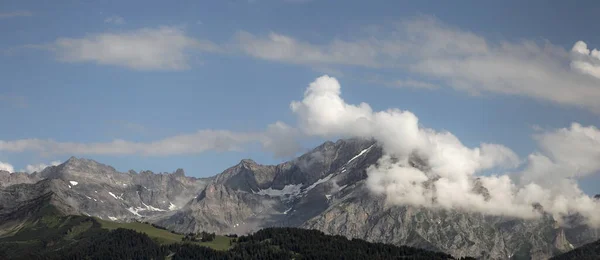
[[1, 138, 599, 259], [0, 157, 209, 222], [551, 238, 600, 260], [156, 138, 600, 260], [156, 138, 379, 234], [0, 209, 467, 260]]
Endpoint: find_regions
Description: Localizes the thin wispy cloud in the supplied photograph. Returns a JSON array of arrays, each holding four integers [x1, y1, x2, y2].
[[48, 26, 220, 70], [233, 16, 600, 114], [0, 121, 300, 158], [104, 15, 125, 25], [0, 94, 28, 108], [0, 11, 32, 19]]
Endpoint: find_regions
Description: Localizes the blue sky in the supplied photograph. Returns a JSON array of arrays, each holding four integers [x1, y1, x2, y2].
[[1, 0, 600, 195]]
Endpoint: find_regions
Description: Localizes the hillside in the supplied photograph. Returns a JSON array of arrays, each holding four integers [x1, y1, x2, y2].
[[0, 207, 469, 260], [551, 238, 600, 260]]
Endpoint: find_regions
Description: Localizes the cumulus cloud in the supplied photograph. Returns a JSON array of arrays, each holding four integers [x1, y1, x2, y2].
[[291, 75, 600, 227], [23, 160, 61, 173], [0, 161, 14, 172], [104, 15, 125, 25], [0, 122, 300, 158], [237, 16, 600, 114], [0, 11, 32, 19], [570, 41, 600, 79], [49, 26, 219, 70]]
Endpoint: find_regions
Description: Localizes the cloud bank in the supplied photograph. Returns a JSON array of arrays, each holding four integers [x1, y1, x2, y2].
[[50, 26, 219, 70], [0, 122, 299, 158], [291, 75, 600, 227]]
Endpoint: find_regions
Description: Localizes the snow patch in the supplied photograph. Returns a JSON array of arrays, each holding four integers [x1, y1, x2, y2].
[[108, 191, 123, 200], [169, 202, 177, 211], [141, 201, 166, 212], [255, 174, 336, 201], [338, 184, 348, 190], [69, 181, 78, 186], [283, 207, 293, 214], [108, 216, 118, 221], [255, 184, 303, 197], [305, 174, 334, 192], [127, 207, 142, 217], [68, 185, 71, 189], [325, 194, 332, 200], [346, 145, 374, 165]]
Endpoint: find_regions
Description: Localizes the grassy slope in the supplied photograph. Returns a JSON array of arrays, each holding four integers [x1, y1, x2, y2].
[[96, 218, 232, 250]]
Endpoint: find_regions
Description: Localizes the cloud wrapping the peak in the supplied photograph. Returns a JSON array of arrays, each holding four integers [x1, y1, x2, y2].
[[291, 75, 600, 226], [51, 26, 219, 70], [0, 161, 14, 173]]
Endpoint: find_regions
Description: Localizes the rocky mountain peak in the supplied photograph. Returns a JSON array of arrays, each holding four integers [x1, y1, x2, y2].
[[238, 159, 258, 168], [174, 168, 185, 177]]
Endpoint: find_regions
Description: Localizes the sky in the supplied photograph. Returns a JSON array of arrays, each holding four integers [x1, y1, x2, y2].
[[1, 0, 600, 202]]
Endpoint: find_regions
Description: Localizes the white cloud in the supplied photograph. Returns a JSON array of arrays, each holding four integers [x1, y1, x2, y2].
[[570, 41, 600, 79], [0, 161, 14, 172], [0, 94, 27, 108], [236, 16, 600, 114], [50, 26, 219, 70], [23, 160, 61, 173], [0, 123, 300, 158], [104, 15, 125, 25], [0, 11, 32, 19], [234, 31, 381, 67], [290, 75, 600, 227], [368, 77, 437, 90]]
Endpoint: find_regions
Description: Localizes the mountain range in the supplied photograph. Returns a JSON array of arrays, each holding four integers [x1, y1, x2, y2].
[[1, 138, 599, 259]]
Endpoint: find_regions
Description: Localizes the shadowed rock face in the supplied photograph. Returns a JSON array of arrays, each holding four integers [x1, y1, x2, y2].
[[1, 138, 599, 260]]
